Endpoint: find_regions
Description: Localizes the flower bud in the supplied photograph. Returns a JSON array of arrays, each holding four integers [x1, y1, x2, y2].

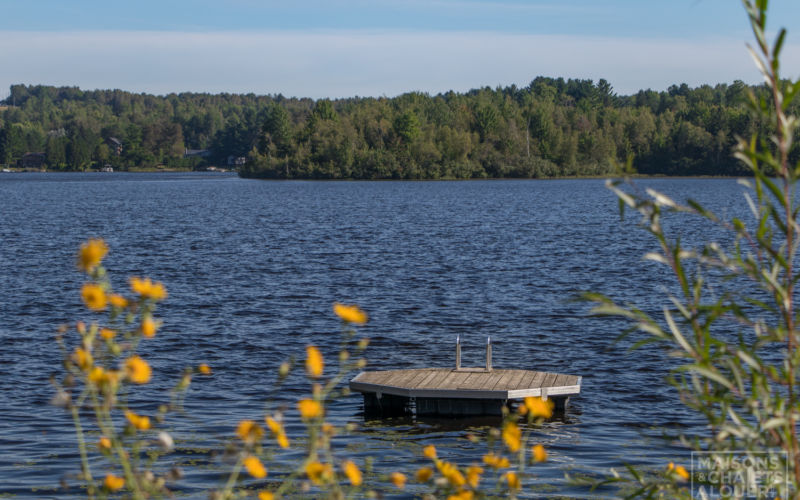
[[158, 431, 174, 451]]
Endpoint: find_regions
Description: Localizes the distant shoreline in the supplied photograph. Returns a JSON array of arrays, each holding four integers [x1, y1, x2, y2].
[[1, 82, 755, 181], [0, 168, 233, 174], [0, 169, 747, 181]]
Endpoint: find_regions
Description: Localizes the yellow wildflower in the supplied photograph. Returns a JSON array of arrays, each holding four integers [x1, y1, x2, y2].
[[265, 416, 290, 448], [98, 437, 112, 450], [258, 492, 274, 500], [298, 399, 323, 419], [148, 281, 167, 300], [72, 348, 93, 371], [129, 277, 168, 301], [423, 444, 437, 459], [81, 283, 107, 311], [265, 416, 282, 434], [502, 421, 521, 452], [305, 461, 333, 485], [109, 294, 128, 308], [125, 411, 151, 431], [466, 466, 483, 489], [532, 444, 547, 462], [342, 460, 362, 486], [482, 453, 510, 469], [130, 277, 150, 295], [447, 492, 474, 500], [523, 396, 553, 419], [505, 471, 521, 490], [305, 345, 324, 378], [438, 461, 465, 487], [76, 321, 87, 334], [141, 316, 157, 338], [276, 432, 290, 449], [244, 456, 267, 478], [237, 420, 264, 443], [415, 466, 433, 482], [90, 368, 120, 391], [198, 363, 212, 375], [124, 356, 152, 384], [668, 462, 690, 481], [100, 328, 116, 340], [390, 472, 407, 489], [103, 473, 125, 491], [333, 303, 368, 324], [78, 238, 108, 272], [88, 366, 105, 385]]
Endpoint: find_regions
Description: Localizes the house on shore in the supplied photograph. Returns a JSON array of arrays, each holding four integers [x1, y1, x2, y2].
[[20, 152, 46, 169], [227, 155, 246, 167]]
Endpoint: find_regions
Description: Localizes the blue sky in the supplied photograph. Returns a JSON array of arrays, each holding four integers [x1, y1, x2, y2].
[[1, 0, 800, 99]]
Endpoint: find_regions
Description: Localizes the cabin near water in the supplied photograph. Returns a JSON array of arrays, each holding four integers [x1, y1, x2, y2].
[[349, 337, 581, 417], [20, 152, 46, 169]]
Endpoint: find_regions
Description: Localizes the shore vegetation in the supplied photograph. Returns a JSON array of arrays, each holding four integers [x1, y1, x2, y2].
[[1, 76, 793, 179]]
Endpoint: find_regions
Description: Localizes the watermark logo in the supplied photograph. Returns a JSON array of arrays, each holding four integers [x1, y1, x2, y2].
[[690, 451, 788, 499]]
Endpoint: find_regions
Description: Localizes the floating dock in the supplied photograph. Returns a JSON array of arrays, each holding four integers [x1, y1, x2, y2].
[[349, 337, 581, 417]]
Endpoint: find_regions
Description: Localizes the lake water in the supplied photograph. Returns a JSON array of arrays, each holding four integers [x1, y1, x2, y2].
[[0, 173, 751, 498]]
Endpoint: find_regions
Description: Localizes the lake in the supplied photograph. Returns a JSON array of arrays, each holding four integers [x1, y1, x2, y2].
[[0, 173, 751, 498]]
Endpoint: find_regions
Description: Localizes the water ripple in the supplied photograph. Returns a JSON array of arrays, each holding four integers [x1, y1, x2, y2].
[[0, 173, 751, 498]]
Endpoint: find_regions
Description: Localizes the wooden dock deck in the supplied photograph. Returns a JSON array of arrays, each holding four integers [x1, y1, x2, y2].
[[349, 367, 581, 417], [350, 337, 581, 417]]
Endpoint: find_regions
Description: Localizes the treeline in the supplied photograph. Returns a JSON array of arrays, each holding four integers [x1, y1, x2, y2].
[[0, 79, 784, 177], [0, 85, 275, 171]]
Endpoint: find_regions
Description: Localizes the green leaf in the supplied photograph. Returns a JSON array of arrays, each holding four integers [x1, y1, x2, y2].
[[736, 350, 761, 371], [746, 45, 770, 76], [755, 168, 786, 206], [643, 252, 669, 265], [763, 417, 788, 431], [773, 28, 786, 60], [688, 199, 718, 222], [683, 365, 735, 390], [664, 308, 694, 354]]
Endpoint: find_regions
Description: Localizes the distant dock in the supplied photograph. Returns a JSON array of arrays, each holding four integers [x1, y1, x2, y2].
[[349, 337, 581, 417]]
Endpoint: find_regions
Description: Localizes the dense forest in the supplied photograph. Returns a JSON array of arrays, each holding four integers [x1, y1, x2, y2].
[[0, 79, 786, 178]]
